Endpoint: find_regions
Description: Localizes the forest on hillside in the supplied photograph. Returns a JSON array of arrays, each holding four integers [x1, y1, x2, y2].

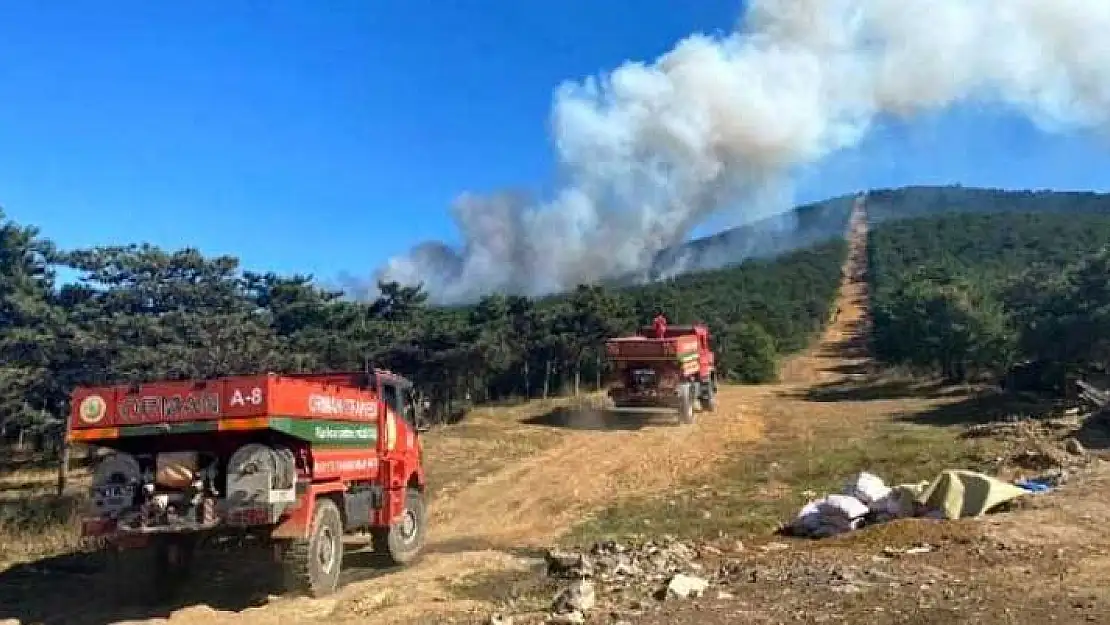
[[8, 183, 1110, 441], [641, 193, 857, 279], [869, 211, 1110, 389], [866, 185, 1110, 223], [641, 184, 1110, 282], [0, 209, 845, 437]]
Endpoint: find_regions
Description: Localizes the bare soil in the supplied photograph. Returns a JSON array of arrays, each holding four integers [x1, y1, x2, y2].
[[4, 200, 1109, 624]]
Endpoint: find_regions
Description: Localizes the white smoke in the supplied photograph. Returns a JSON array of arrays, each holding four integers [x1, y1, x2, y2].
[[376, 0, 1110, 304]]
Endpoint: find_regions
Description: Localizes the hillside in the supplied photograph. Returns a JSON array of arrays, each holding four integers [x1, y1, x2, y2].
[[867, 185, 1110, 224], [633, 185, 1110, 284], [868, 210, 1110, 387], [642, 193, 858, 279]]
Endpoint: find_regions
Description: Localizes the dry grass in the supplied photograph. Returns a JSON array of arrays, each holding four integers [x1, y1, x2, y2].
[[0, 471, 85, 569], [561, 416, 1003, 546], [420, 395, 594, 503], [446, 560, 558, 617], [0, 447, 94, 570], [0, 498, 82, 567]]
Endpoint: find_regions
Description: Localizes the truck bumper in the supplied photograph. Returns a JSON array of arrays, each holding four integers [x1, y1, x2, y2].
[[78, 497, 290, 551], [608, 388, 684, 410]]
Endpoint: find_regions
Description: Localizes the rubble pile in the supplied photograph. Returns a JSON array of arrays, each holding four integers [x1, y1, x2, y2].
[[488, 537, 719, 624], [485, 537, 961, 624], [962, 412, 1095, 476]]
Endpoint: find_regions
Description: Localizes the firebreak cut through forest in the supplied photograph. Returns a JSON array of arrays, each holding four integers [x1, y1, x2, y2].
[[3, 184, 1110, 441]]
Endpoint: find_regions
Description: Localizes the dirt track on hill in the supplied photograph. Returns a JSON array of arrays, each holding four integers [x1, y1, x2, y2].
[[0, 201, 874, 625]]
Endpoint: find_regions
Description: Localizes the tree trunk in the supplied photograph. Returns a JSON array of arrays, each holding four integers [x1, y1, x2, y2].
[[574, 358, 581, 397], [57, 444, 70, 496], [543, 360, 552, 399], [595, 352, 602, 390], [446, 386, 453, 423], [523, 360, 530, 399], [57, 420, 71, 496]]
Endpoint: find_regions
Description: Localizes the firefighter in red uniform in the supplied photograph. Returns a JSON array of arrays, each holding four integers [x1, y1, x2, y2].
[[652, 312, 668, 339]]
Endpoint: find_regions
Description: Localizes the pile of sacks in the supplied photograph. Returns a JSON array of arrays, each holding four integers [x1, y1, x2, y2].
[[790, 472, 919, 538], [789, 469, 1030, 538]]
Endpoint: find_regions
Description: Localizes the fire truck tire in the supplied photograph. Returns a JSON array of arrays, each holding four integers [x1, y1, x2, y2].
[[371, 488, 427, 566], [282, 497, 344, 598], [678, 384, 695, 424], [702, 381, 718, 413]]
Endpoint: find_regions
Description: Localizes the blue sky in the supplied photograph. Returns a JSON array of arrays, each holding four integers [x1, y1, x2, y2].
[[2, 1, 1109, 285]]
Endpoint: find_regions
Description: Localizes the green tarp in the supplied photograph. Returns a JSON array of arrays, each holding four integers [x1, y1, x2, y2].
[[913, 469, 1030, 520]]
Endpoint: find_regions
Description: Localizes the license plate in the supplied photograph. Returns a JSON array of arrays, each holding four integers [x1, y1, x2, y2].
[[95, 485, 134, 499], [79, 535, 114, 551]]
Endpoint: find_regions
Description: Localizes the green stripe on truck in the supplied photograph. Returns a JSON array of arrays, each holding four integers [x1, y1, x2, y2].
[[109, 417, 379, 447], [269, 417, 379, 447]]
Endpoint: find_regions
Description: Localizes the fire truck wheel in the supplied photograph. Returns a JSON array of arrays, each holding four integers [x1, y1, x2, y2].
[[282, 497, 344, 598], [371, 488, 427, 566], [678, 384, 695, 424], [702, 382, 718, 413]]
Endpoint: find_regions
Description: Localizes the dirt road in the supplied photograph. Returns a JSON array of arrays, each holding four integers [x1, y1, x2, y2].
[[0, 200, 874, 625]]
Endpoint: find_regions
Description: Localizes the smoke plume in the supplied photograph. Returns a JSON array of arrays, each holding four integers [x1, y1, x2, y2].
[[376, 0, 1110, 304]]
